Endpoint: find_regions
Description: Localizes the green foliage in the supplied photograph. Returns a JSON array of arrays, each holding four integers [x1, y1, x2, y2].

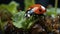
[[25, 0, 35, 11], [7, 1, 19, 15], [46, 8, 57, 18], [0, 1, 19, 15], [12, 11, 26, 28], [46, 0, 58, 18], [0, 1, 19, 33], [0, 1, 19, 22], [47, 8, 56, 15], [12, 11, 38, 29]]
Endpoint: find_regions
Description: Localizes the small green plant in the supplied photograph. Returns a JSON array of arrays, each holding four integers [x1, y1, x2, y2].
[[0, 1, 19, 34]]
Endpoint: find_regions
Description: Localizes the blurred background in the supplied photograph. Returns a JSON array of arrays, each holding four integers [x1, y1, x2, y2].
[[0, 0, 60, 11]]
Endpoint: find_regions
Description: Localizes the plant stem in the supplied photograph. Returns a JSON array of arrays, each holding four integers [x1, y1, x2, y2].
[[55, 0, 58, 12]]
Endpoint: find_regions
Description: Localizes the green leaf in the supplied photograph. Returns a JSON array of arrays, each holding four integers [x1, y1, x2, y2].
[[12, 11, 26, 28], [7, 1, 19, 15], [46, 8, 57, 18], [12, 11, 37, 29]]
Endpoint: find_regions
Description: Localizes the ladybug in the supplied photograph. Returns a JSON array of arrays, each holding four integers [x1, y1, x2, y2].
[[25, 4, 46, 17]]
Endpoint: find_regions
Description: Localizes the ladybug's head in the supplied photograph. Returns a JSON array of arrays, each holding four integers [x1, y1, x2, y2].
[[25, 10, 34, 18]]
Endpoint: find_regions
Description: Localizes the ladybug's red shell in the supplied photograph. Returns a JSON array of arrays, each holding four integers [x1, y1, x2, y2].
[[28, 4, 46, 14]]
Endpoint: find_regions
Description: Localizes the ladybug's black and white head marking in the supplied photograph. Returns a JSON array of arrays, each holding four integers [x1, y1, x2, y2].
[[25, 10, 34, 18]]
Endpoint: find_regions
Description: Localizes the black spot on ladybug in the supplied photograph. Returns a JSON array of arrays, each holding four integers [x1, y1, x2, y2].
[[39, 10, 42, 12]]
